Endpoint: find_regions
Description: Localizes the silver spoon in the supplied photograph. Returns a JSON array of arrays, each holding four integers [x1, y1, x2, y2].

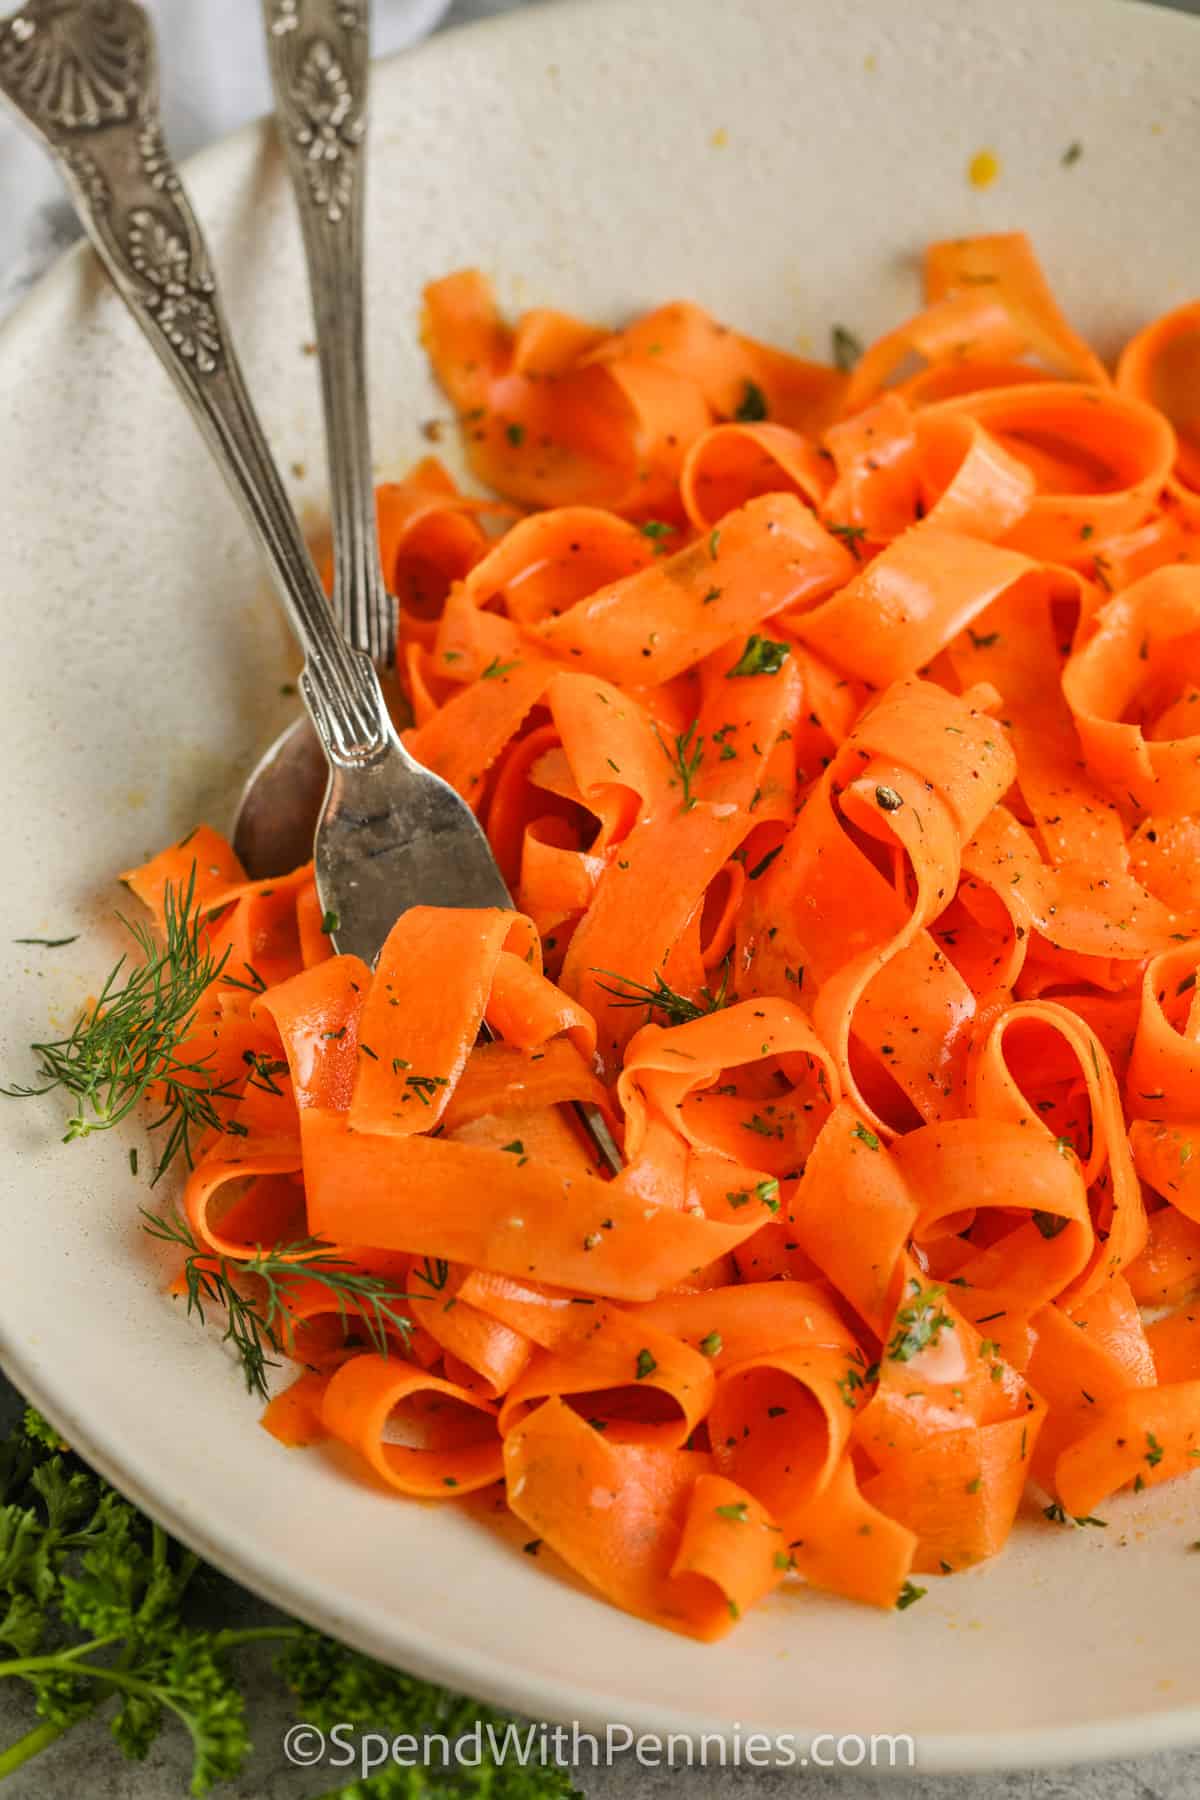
[[0, 0, 509, 963], [234, 0, 395, 882]]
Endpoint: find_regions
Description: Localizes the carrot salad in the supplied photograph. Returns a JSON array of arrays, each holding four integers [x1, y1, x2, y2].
[[119, 233, 1200, 1637]]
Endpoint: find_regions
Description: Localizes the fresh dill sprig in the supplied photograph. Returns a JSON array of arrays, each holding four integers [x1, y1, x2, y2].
[[2, 868, 239, 1185], [653, 718, 704, 811], [413, 1256, 450, 1293], [220, 961, 267, 995], [827, 520, 869, 559], [141, 1209, 414, 1402], [593, 956, 731, 1027]]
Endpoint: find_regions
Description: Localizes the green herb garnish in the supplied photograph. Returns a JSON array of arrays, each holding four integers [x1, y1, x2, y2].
[[404, 1073, 450, 1106], [827, 521, 868, 559], [1043, 1503, 1107, 1528], [733, 380, 768, 422], [727, 634, 790, 678], [639, 520, 677, 553], [0, 1409, 576, 1796], [653, 718, 704, 811], [831, 324, 863, 372], [887, 1280, 954, 1363], [142, 1209, 412, 1402], [593, 957, 730, 1026], [2, 869, 240, 1186]]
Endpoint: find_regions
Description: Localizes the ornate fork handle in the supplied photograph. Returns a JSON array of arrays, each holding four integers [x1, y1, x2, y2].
[[263, 0, 393, 666], [0, 0, 390, 764]]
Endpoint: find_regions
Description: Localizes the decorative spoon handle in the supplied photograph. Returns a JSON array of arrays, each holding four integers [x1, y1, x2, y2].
[[0, 0, 391, 765], [261, 0, 394, 665]]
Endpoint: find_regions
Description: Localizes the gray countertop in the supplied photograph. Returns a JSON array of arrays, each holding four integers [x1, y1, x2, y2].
[[4, 0, 1200, 1793]]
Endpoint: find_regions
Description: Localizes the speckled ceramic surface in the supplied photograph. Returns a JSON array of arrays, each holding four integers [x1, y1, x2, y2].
[[2, 0, 1200, 1772]]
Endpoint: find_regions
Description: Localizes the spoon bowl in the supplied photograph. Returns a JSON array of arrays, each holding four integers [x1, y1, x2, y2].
[[233, 713, 329, 881]]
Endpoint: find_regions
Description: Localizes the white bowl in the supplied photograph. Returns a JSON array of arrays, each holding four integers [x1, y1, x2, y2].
[[2, 0, 1199, 1771]]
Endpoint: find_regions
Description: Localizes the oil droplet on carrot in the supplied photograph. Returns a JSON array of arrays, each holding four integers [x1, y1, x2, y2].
[[968, 149, 1001, 190]]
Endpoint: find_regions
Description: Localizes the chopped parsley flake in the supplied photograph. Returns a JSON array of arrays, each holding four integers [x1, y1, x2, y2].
[[831, 325, 863, 371], [727, 634, 790, 678], [887, 1280, 954, 1363], [828, 521, 868, 559], [734, 380, 768, 422]]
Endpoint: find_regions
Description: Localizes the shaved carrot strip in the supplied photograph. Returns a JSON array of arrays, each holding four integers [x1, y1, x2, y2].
[[321, 1356, 504, 1498], [1148, 1303, 1200, 1384], [1055, 1384, 1200, 1517], [122, 826, 246, 922], [1117, 298, 1200, 492], [498, 1306, 714, 1447], [261, 1371, 331, 1448], [786, 1454, 917, 1608], [347, 907, 536, 1136], [503, 1398, 753, 1640], [303, 1108, 775, 1300], [536, 493, 852, 686]]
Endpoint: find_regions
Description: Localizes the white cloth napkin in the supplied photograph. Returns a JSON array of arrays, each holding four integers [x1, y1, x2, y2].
[[0, 0, 455, 316]]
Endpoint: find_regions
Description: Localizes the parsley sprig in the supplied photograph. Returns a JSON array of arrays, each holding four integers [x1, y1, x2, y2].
[[727, 634, 790, 678], [886, 1280, 955, 1363], [0, 1409, 576, 1796]]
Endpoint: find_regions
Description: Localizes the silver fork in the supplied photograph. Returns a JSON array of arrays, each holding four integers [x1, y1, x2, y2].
[[252, 0, 621, 1176], [233, 0, 397, 882], [0, 0, 622, 1173]]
